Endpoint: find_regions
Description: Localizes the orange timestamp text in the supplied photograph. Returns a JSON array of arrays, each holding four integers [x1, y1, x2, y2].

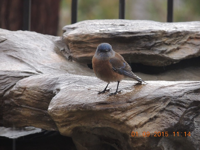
[[131, 131, 191, 137]]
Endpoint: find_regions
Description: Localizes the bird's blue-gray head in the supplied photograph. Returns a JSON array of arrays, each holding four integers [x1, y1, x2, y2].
[[97, 43, 112, 53], [95, 43, 115, 60]]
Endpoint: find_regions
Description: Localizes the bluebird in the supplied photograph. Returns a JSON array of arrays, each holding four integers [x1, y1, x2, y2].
[[92, 43, 145, 95]]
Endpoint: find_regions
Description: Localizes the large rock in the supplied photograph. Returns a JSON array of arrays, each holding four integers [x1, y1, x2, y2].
[[0, 29, 93, 75], [0, 25, 200, 150], [2, 72, 200, 150], [62, 20, 200, 66], [0, 28, 93, 122], [48, 78, 200, 150]]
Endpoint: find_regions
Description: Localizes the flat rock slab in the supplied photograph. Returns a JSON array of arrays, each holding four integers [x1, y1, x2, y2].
[[0, 28, 93, 120], [47, 74, 200, 150], [0, 28, 92, 76], [62, 20, 200, 66], [2, 71, 200, 149], [0, 126, 42, 139]]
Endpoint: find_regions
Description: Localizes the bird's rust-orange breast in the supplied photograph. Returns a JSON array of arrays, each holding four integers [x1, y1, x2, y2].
[[92, 57, 124, 82]]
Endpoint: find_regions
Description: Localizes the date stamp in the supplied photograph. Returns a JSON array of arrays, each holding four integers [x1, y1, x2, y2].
[[131, 131, 191, 137]]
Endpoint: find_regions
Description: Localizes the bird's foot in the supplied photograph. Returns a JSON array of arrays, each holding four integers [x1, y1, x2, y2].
[[135, 82, 142, 85], [143, 81, 147, 84], [136, 80, 147, 85], [98, 88, 110, 94], [109, 90, 121, 96]]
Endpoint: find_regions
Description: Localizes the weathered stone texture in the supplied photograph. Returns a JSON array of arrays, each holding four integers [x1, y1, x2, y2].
[[1, 20, 200, 149], [62, 20, 200, 66]]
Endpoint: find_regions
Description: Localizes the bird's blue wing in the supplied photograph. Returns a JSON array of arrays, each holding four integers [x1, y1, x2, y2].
[[109, 54, 143, 82]]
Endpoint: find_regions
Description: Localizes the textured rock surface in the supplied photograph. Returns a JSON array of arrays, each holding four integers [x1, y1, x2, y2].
[[48, 77, 200, 150], [2, 72, 200, 149], [0, 25, 200, 150], [62, 20, 200, 66], [0, 28, 93, 123], [0, 29, 93, 75], [0, 126, 42, 139]]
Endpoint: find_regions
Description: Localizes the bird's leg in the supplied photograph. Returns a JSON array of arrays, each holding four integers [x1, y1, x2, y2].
[[98, 83, 110, 94], [109, 81, 121, 96]]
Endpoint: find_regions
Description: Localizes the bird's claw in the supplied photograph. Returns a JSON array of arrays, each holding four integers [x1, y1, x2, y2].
[[136, 81, 147, 85], [98, 88, 110, 94], [135, 82, 142, 85], [109, 90, 121, 96], [143, 81, 147, 84]]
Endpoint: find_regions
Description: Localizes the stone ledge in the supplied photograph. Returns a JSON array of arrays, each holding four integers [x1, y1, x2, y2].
[[62, 20, 200, 66]]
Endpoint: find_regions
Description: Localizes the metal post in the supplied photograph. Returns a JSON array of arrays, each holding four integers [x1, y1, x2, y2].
[[71, 0, 78, 24], [23, 0, 31, 30], [119, 0, 125, 19], [167, 0, 173, 22], [12, 139, 16, 150]]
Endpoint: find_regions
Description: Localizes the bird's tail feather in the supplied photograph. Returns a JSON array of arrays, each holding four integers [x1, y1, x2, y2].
[[123, 71, 144, 83]]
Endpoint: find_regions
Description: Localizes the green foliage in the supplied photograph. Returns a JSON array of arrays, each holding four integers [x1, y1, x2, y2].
[[174, 0, 200, 21], [146, 0, 167, 22], [59, 0, 200, 28], [77, 0, 119, 21]]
